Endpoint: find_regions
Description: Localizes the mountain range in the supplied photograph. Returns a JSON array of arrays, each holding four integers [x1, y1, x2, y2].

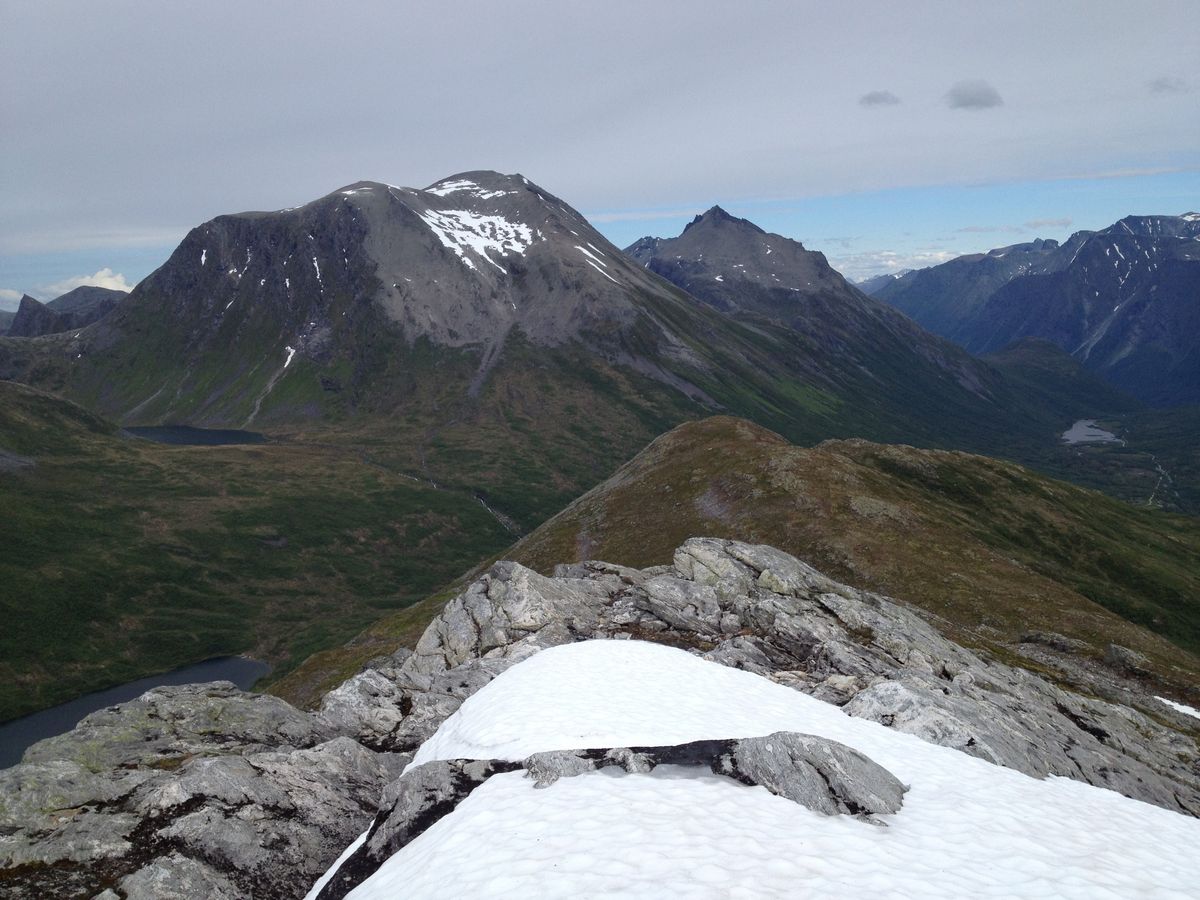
[[871, 214, 1200, 405], [2, 170, 1199, 898], [0, 171, 1193, 722]]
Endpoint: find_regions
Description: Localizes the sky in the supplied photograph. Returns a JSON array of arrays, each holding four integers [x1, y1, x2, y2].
[[2, 0, 1198, 309]]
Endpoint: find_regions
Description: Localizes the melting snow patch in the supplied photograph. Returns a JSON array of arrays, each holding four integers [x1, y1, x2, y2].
[[283, 346, 296, 368], [586, 260, 619, 284], [328, 640, 1200, 899], [200, 249, 207, 266], [715, 275, 724, 282], [575, 244, 610, 268], [426, 179, 512, 200], [419, 208, 535, 272], [1156, 696, 1200, 721]]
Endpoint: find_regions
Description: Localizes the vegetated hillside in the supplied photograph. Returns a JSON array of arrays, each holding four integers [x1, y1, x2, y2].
[[985, 338, 1200, 513], [510, 418, 1200, 665], [875, 214, 1200, 405], [273, 415, 1200, 710], [0, 381, 513, 721]]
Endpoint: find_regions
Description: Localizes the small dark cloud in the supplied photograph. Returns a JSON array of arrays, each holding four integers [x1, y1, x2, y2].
[[1025, 217, 1072, 229], [1148, 76, 1188, 94], [821, 236, 859, 249], [859, 90, 901, 107], [946, 79, 1003, 110]]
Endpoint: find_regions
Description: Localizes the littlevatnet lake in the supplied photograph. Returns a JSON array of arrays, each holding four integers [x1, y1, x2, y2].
[[0, 657, 270, 769], [122, 425, 268, 445]]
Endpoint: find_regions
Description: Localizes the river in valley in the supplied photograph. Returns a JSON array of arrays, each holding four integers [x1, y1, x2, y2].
[[0, 656, 270, 769]]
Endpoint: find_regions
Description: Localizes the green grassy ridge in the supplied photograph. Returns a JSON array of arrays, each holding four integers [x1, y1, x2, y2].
[[500, 417, 1200, 692], [279, 415, 1200, 708]]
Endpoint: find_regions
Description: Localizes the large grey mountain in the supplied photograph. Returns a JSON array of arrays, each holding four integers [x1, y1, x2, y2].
[[874, 214, 1200, 406], [0, 172, 725, 426], [3, 539, 1197, 898], [5, 287, 125, 338]]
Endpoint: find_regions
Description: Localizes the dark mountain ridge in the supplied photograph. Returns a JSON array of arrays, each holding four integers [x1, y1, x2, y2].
[[876, 213, 1200, 405], [5, 287, 125, 337]]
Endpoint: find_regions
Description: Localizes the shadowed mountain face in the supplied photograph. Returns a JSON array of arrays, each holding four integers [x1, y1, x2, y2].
[[5, 288, 125, 337], [622, 207, 1101, 449], [875, 214, 1200, 406]]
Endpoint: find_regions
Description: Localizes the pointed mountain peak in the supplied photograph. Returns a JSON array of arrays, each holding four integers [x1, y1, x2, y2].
[[18, 294, 44, 309], [682, 205, 765, 236]]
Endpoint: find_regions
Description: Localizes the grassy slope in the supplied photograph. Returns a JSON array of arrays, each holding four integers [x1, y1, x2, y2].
[[282, 416, 1200, 708], [0, 382, 514, 721]]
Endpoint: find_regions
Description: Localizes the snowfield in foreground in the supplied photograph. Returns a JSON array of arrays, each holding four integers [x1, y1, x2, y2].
[[327, 640, 1200, 898]]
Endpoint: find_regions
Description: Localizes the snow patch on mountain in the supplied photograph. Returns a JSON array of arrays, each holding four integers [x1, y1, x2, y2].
[[1157, 696, 1200, 721], [417, 208, 538, 272], [327, 640, 1200, 898], [426, 179, 514, 201]]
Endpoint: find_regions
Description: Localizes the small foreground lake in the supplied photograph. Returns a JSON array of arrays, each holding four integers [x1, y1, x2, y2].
[[0, 656, 270, 769], [123, 425, 268, 445], [1061, 419, 1122, 445]]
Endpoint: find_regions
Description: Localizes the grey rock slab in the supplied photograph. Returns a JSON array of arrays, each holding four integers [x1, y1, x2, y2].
[[22, 682, 331, 770], [118, 853, 242, 900], [727, 732, 906, 819]]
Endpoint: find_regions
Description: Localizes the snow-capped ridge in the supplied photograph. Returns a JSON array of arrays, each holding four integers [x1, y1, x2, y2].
[[325, 638, 1200, 899]]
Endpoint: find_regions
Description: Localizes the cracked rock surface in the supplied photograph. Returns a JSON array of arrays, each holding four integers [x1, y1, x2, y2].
[[2, 538, 1197, 899]]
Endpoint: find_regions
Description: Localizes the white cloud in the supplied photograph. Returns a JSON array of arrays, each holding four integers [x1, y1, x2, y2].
[[956, 224, 1022, 234], [1025, 217, 1072, 229], [40, 267, 137, 298], [0, 288, 24, 311], [827, 248, 959, 281], [945, 79, 1004, 110], [584, 207, 704, 224]]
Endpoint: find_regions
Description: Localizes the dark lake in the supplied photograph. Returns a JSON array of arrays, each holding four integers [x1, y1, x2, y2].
[[123, 425, 268, 445], [0, 656, 271, 769]]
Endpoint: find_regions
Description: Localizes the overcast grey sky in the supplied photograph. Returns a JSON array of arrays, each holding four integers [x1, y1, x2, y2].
[[2, 0, 1197, 303]]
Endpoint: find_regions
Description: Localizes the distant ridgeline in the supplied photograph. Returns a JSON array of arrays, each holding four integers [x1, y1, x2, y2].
[[870, 214, 1200, 407]]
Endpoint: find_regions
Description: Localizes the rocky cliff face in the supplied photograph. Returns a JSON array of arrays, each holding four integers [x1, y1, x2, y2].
[[3, 539, 1197, 898]]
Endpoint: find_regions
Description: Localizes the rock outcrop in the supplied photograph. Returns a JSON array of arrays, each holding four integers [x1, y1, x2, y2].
[[2, 539, 1197, 899]]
